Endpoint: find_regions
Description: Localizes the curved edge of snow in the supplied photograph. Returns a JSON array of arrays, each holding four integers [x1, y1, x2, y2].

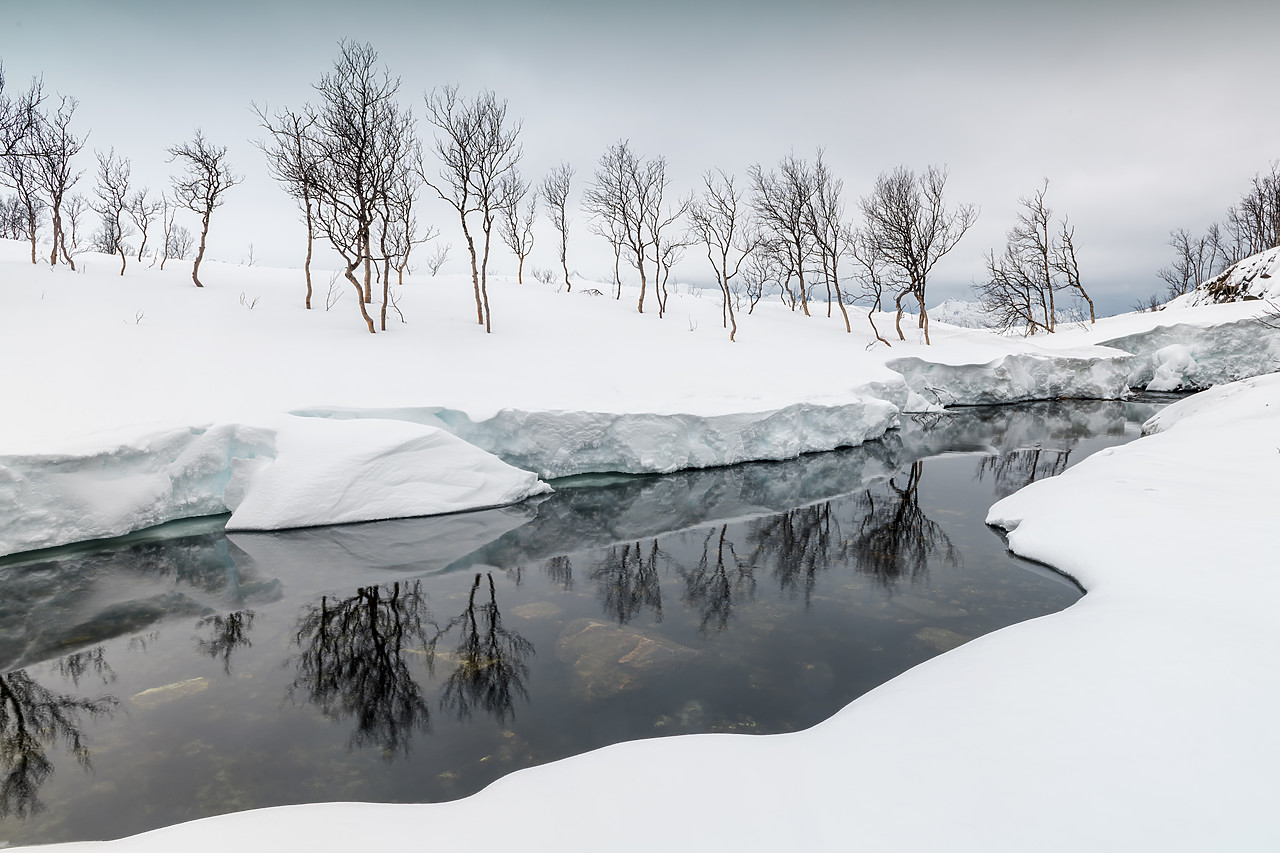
[[0, 417, 551, 557]]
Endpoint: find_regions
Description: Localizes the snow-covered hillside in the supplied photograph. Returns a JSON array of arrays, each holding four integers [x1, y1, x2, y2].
[[923, 297, 996, 329], [3, 239, 1280, 555], [1166, 245, 1280, 307]]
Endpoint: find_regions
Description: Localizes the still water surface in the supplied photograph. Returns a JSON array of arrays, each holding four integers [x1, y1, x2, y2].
[[0, 398, 1169, 844]]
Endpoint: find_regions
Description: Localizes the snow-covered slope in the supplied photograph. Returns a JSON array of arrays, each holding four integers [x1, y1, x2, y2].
[[1165, 245, 1280, 307], [924, 297, 995, 329]]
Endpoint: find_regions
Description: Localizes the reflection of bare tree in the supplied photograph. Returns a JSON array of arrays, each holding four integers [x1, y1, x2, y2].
[[589, 541, 664, 625], [195, 611, 256, 676], [680, 525, 756, 633], [746, 502, 839, 606], [128, 631, 161, 653], [0, 669, 116, 818], [849, 462, 959, 588], [543, 555, 574, 590], [976, 447, 1072, 499], [54, 646, 115, 687], [430, 573, 533, 725], [290, 581, 433, 757]]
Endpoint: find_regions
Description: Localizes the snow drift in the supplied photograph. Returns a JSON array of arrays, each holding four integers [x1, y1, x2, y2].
[[0, 416, 551, 556]]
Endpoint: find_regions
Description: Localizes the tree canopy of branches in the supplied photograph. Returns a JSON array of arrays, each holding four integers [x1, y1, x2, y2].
[[857, 164, 977, 345], [498, 169, 535, 284], [689, 169, 758, 341], [802, 152, 854, 332], [0, 63, 42, 158], [288, 42, 420, 332], [29, 95, 85, 269], [430, 572, 533, 724], [422, 85, 522, 334], [0, 669, 116, 819], [585, 140, 687, 317], [290, 581, 434, 755], [168, 129, 240, 288], [90, 148, 131, 275], [541, 161, 574, 291], [749, 154, 817, 315], [126, 187, 159, 264], [255, 105, 319, 308], [1223, 161, 1280, 261], [976, 179, 1093, 334], [1158, 225, 1226, 299], [1, 148, 43, 264], [1160, 161, 1280, 300]]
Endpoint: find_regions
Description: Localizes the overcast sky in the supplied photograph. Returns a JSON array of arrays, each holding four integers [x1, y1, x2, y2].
[[3, 0, 1278, 315]]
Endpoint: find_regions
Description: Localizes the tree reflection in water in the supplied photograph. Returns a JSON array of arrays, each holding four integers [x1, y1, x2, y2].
[[849, 461, 959, 588], [0, 662, 116, 818], [53, 647, 115, 688], [290, 582, 433, 758], [746, 502, 841, 606], [680, 525, 756, 633], [589, 541, 664, 625], [430, 573, 533, 725], [543, 555, 574, 591], [975, 447, 1073, 499], [195, 611, 256, 676]]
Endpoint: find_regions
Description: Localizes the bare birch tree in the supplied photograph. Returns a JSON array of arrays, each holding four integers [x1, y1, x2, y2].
[[168, 129, 240, 288], [585, 140, 684, 316], [126, 187, 159, 263], [255, 105, 320, 308], [421, 85, 521, 334], [976, 180, 1092, 334], [0, 64, 42, 157], [802, 151, 853, 332], [63, 192, 87, 251], [301, 41, 417, 333], [749, 155, 817, 315], [90, 149, 131, 275], [1, 150, 43, 263], [689, 169, 758, 341], [541, 162, 574, 291], [29, 95, 84, 269], [498, 170, 535, 284], [858, 164, 976, 345]]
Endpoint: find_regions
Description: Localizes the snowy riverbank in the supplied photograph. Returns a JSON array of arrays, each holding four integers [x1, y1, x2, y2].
[[6, 237, 1280, 848], [19, 374, 1280, 852], [5, 241, 1278, 557]]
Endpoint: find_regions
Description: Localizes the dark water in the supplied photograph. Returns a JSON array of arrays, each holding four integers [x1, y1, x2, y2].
[[0, 398, 1168, 845]]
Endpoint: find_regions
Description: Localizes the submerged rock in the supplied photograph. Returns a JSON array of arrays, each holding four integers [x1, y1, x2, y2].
[[131, 676, 210, 709], [556, 618, 697, 700], [912, 626, 971, 653]]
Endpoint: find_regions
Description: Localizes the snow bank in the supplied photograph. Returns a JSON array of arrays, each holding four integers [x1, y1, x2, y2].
[[29, 381, 1279, 853], [295, 396, 902, 479], [887, 351, 1132, 407], [1095, 315, 1280, 391], [0, 416, 550, 556]]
